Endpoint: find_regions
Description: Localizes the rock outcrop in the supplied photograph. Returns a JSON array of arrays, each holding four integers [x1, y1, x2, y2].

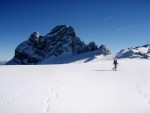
[[6, 25, 111, 65]]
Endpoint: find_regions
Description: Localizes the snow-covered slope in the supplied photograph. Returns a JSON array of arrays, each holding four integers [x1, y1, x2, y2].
[[116, 44, 150, 59], [0, 59, 150, 113], [41, 49, 113, 64]]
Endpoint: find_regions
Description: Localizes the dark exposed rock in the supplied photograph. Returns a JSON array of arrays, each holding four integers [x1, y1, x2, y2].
[[6, 25, 111, 65], [98, 45, 111, 55]]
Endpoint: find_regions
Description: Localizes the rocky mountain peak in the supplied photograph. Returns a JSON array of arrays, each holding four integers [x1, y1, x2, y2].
[[6, 25, 111, 65], [46, 25, 76, 37], [98, 45, 111, 55], [28, 32, 40, 45]]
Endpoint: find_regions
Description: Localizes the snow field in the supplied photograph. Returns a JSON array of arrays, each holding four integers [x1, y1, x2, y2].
[[0, 59, 150, 113]]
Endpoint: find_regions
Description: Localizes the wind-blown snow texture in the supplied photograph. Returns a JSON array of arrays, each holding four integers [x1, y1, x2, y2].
[[6, 25, 111, 65], [0, 59, 150, 113]]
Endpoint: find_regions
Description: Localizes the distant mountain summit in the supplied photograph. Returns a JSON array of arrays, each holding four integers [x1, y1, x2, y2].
[[116, 44, 150, 59], [6, 25, 111, 65]]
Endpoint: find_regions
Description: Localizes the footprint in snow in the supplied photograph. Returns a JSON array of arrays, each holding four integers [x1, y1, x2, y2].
[[1, 102, 7, 105], [54, 92, 58, 98], [43, 98, 51, 113], [143, 94, 149, 99], [43, 103, 50, 113], [1, 99, 14, 105], [135, 85, 140, 89], [45, 98, 50, 103], [147, 99, 150, 104], [138, 89, 142, 94]]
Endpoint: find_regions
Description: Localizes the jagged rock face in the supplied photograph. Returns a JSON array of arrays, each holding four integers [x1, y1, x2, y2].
[[6, 25, 111, 65], [6, 25, 83, 64], [8, 33, 44, 64], [87, 42, 98, 51], [98, 45, 111, 55], [28, 32, 40, 45], [43, 25, 79, 57]]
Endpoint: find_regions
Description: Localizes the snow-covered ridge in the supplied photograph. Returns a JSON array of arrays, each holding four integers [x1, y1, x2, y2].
[[116, 44, 150, 59], [6, 25, 111, 65]]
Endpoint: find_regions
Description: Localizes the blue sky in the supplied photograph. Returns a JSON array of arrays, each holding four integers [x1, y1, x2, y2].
[[0, 0, 150, 60]]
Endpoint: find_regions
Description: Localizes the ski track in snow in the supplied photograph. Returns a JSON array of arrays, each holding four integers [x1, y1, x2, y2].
[[128, 61, 150, 105], [136, 84, 150, 105], [43, 71, 60, 113], [134, 69, 150, 105], [138, 75, 150, 105], [0, 89, 30, 105], [0, 71, 60, 108]]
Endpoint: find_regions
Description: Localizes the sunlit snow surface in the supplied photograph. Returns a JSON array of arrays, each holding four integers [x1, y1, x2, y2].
[[0, 59, 150, 113]]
